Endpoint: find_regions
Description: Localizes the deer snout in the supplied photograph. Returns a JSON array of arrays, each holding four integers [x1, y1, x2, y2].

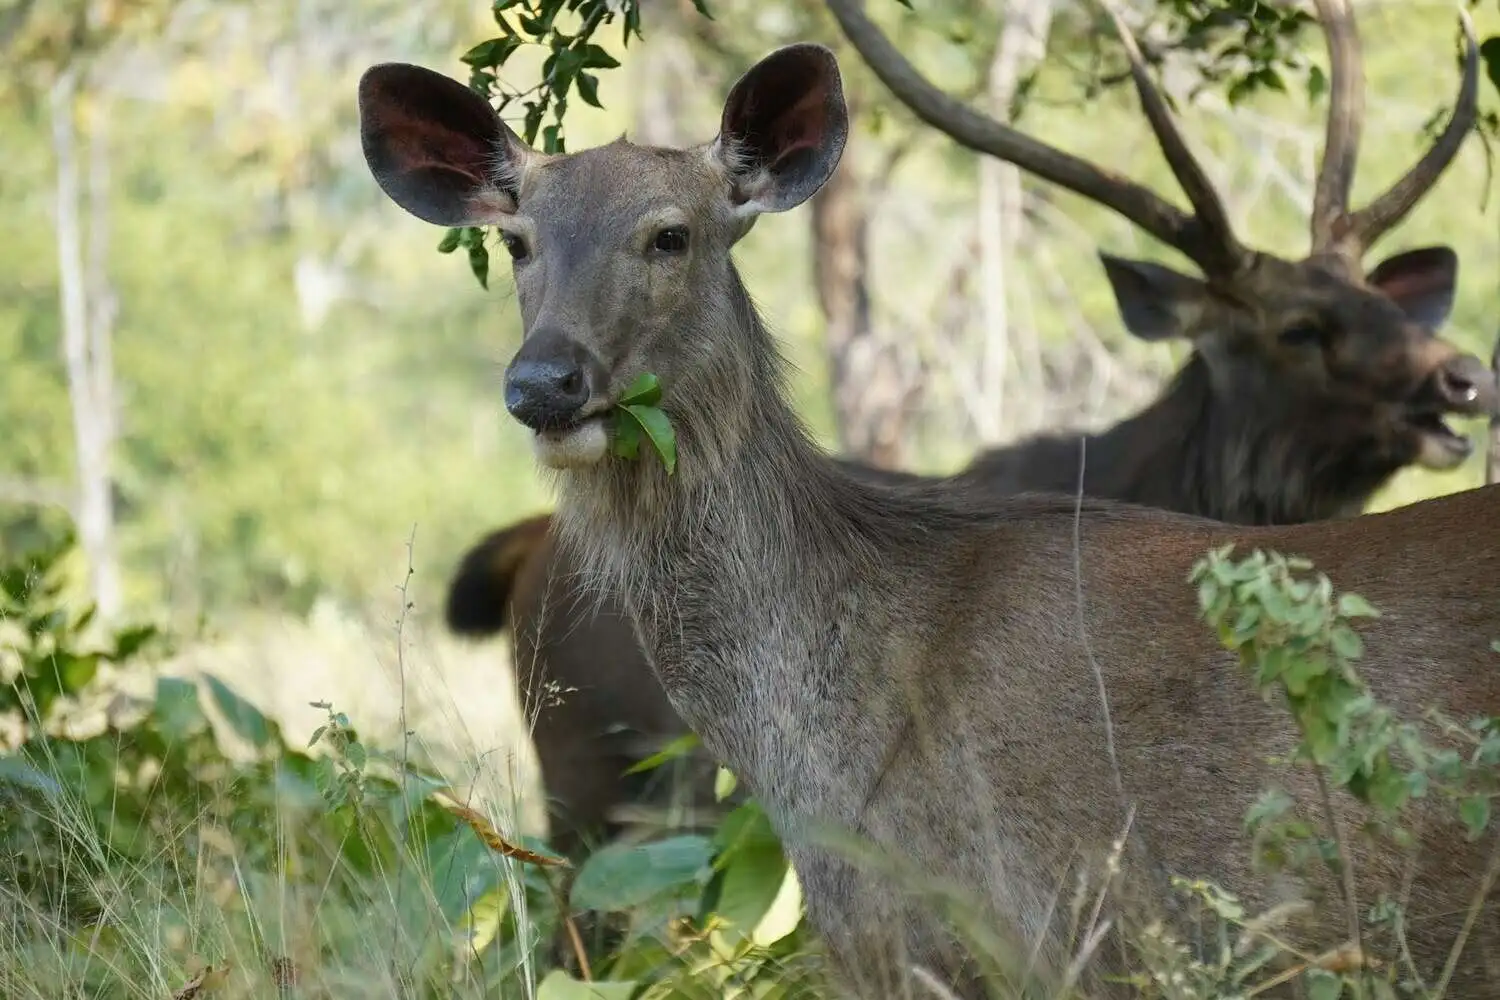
[[504, 331, 604, 432], [1432, 352, 1500, 416]]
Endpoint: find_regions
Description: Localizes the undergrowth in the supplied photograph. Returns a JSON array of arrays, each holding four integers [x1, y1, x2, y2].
[[3, 525, 1496, 999]]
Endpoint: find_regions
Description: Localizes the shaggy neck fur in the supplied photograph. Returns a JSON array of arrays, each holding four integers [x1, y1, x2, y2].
[[548, 267, 893, 817], [964, 353, 1408, 525]]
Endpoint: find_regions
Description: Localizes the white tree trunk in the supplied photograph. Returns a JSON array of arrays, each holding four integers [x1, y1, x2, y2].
[[51, 67, 123, 621], [975, 0, 1056, 444]]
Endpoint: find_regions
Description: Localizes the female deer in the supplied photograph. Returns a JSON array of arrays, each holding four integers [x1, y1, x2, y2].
[[358, 12, 1500, 998]]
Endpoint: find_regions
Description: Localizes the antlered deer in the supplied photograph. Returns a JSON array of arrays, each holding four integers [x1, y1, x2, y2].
[[358, 7, 1500, 997], [442, 0, 1492, 860]]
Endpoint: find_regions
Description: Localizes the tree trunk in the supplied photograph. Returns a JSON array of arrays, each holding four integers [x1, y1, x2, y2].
[[51, 66, 122, 621], [974, 0, 1056, 444], [809, 134, 910, 469]]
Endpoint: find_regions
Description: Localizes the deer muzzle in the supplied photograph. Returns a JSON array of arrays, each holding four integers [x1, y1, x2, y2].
[[504, 329, 607, 432]]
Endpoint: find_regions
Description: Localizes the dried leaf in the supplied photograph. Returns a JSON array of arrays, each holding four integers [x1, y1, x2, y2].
[[172, 962, 231, 999], [432, 790, 569, 867]]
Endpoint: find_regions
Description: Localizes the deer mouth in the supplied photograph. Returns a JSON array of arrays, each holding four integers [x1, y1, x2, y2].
[[1406, 411, 1473, 469], [531, 414, 609, 469]]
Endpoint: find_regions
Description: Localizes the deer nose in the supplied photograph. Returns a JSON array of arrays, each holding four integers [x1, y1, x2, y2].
[[505, 358, 591, 430], [1433, 354, 1499, 415]]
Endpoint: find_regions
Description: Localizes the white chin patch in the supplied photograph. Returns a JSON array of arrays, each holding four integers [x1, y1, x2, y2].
[[532, 418, 609, 470]]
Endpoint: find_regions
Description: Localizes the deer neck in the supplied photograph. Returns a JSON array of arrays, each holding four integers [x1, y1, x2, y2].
[[550, 276, 900, 828], [1092, 353, 1399, 524]]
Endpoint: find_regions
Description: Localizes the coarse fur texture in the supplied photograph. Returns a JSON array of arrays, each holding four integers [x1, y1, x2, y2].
[[358, 28, 1500, 1000], [434, 0, 1494, 860]]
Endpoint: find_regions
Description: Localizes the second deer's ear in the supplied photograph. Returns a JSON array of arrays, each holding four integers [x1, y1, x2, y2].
[[1366, 245, 1458, 332], [358, 63, 531, 228], [1099, 253, 1209, 343], [709, 43, 849, 217]]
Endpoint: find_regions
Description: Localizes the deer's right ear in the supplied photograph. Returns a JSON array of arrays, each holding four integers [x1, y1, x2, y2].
[[709, 43, 849, 217], [358, 63, 529, 228], [1099, 253, 1208, 343]]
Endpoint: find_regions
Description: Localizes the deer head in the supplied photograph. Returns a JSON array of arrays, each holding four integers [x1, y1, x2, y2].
[[357, 46, 848, 476], [826, 0, 1498, 471]]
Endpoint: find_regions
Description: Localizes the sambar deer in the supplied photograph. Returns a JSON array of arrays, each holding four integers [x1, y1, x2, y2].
[[441, 0, 1492, 862], [358, 6, 1500, 997]]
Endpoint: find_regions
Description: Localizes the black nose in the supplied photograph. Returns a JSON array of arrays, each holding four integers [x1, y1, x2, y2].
[[505, 358, 590, 430], [1434, 354, 1499, 414]]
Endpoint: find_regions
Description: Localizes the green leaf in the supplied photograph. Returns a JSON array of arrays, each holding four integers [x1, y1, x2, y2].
[[570, 834, 713, 912], [1306, 64, 1327, 103], [576, 43, 620, 70], [536, 970, 639, 1000], [620, 404, 676, 475], [109, 624, 160, 662], [50, 650, 99, 698], [714, 765, 738, 802], [712, 838, 789, 938], [204, 674, 276, 749], [1304, 967, 1343, 1000], [0, 755, 62, 798], [437, 228, 463, 253], [458, 884, 509, 956], [468, 238, 491, 290], [609, 411, 642, 461], [1460, 795, 1491, 840], [1336, 593, 1380, 620], [689, 0, 714, 18], [618, 372, 662, 406], [154, 676, 208, 742], [460, 39, 502, 66], [575, 71, 602, 109], [621, 731, 700, 775], [1481, 37, 1500, 99], [752, 864, 803, 946]]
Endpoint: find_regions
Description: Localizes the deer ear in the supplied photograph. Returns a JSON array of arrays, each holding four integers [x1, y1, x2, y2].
[[1099, 253, 1208, 342], [358, 63, 530, 228], [1366, 245, 1458, 331], [709, 43, 848, 217]]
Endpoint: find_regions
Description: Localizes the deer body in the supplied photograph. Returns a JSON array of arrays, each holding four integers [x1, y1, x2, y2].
[[441, 0, 1492, 859], [552, 318, 1499, 994], [358, 4, 1500, 991]]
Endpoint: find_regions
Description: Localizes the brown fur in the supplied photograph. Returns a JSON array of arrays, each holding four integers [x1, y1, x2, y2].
[[437, 3, 1491, 858], [359, 26, 1500, 998]]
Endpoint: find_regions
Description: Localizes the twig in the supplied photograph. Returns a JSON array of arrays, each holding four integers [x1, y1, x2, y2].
[[391, 524, 417, 966], [1313, 767, 1364, 968], [1432, 830, 1500, 998], [544, 868, 593, 981]]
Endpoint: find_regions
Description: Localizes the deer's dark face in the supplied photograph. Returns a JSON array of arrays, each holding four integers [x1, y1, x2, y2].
[[356, 46, 848, 470], [1100, 247, 1497, 471]]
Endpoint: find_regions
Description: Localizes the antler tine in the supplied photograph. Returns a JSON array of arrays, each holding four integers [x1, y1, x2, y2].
[[1098, 0, 1248, 277], [823, 0, 1234, 275], [1308, 0, 1364, 253], [1341, 8, 1479, 254]]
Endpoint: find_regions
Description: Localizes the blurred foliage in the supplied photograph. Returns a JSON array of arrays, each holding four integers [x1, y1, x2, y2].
[[0, 0, 1496, 614], [0, 525, 822, 996]]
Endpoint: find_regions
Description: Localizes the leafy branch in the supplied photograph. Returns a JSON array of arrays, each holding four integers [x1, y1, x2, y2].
[[439, 0, 682, 288]]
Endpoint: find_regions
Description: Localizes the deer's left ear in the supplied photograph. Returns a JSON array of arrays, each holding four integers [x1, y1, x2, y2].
[[1366, 245, 1458, 331], [709, 43, 849, 217]]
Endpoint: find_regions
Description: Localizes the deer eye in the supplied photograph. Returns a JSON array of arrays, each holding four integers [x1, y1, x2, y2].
[[1278, 321, 1323, 348], [651, 226, 690, 255], [500, 231, 528, 261]]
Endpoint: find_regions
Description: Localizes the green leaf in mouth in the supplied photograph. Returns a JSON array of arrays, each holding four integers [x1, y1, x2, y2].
[[609, 373, 676, 475]]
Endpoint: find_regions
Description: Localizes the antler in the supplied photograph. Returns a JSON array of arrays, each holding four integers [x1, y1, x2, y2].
[[1310, 2, 1479, 258], [1308, 0, 1364, 251], [822, 0, 1250, 279]]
